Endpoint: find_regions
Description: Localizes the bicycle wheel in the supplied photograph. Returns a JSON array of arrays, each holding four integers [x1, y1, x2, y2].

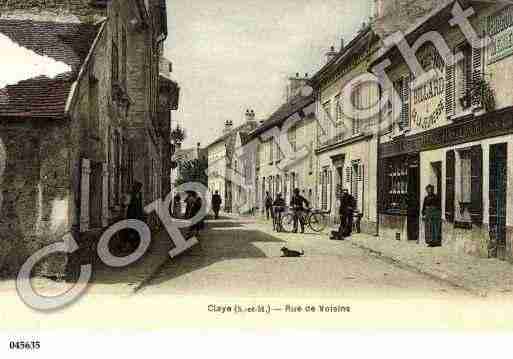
[[308, 212, 327, 233], [281, 213, 295, 233]]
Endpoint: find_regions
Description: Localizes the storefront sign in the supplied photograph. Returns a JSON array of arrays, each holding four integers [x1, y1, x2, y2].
[[487, 6, 513, 64], [411, 45, 446, 130], [380, 106, 513, 158]]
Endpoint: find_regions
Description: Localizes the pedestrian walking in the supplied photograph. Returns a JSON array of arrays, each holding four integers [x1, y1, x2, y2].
[[212, 190, 222, 219], [331, 189, 356, 240], [185, 191, 196, 219], [422, 184, 442, 247], [172, 193, 182, 218], [290, 188, 309, 233], [272, 193, 286, 232], [124, 181, 144, 252], [265, 191, 273, 221]]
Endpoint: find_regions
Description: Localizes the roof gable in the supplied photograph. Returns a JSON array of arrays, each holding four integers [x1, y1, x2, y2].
[[0, 19, 100, 119]]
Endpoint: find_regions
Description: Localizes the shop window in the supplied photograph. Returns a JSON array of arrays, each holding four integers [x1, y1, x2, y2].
[[455, 146, 483, 224], [381, 156, 409, 213]]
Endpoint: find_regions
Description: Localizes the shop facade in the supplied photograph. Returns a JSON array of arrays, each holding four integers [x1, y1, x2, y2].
[[376, 0, 513, 260]]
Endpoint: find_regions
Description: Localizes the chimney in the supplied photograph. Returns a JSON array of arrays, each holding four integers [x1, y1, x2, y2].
[[340, 37, 345, 51], [223, 120, 233, 134], [286, 73, 309, 102], [325, 46, 338, 64]]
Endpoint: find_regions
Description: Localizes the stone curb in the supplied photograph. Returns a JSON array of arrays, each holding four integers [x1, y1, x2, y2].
[[349, 241, 487, 297]]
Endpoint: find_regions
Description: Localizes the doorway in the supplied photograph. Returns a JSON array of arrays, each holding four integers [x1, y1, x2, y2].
[[490, 143, 508, 259], [407, 162, 420, 241]]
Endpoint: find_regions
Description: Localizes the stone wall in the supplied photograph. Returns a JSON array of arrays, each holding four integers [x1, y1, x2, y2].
[[0, 120, 71, 278]]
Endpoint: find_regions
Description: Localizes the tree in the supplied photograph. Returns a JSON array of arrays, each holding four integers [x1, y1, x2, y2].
[[176, 157, 208, 187]]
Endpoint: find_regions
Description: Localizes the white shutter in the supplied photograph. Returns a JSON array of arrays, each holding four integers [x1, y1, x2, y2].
[[358, 164, 364, 214], [471, 39, 483, 107], [80, 159, 91, 232]]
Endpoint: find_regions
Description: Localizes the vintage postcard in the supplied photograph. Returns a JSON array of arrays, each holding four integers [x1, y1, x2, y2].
[[0, 0, 513, 355]]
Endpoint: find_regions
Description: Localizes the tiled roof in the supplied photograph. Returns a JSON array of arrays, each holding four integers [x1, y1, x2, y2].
[[248, 93, 315, 140], [206, 121, 258, 149], [0, 19, 100, 118]]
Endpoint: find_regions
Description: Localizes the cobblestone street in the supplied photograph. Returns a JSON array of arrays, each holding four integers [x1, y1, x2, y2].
[[141, 215, 470, 299]]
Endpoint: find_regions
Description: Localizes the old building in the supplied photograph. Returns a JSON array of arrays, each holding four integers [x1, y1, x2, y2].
[[309, 29, 381, 234], [245, 74, 317, 213], [159, 56, 180, 197], [373, 0, 513, 260], [0, 0, 171, 277], [206, 110, 258, 213]]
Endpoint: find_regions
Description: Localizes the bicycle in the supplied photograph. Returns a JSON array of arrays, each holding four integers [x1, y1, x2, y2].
[[280, 207, 330, 233]]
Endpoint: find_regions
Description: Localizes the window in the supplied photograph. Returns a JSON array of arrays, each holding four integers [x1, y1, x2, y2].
[[334, 94, 344, 138], [351, 85, 362, 135], [456, 42, 472, 112], [275, 138, 282, 162], [268, 140, 273, 163], [322, 101, 332, 141], [288, 127, 297, 152], [256, 143, 261, 168]]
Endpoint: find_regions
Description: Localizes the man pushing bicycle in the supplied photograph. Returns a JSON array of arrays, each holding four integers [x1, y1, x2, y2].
[[290, 188, 309, 234]]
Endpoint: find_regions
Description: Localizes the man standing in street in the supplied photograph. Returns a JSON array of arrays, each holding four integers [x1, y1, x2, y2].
[[290, 188, 309, 234], [272, 193, 286, 232], [265, 191, 273, 221], [212, 190, 222, 220], [331, 188, 356, 240]]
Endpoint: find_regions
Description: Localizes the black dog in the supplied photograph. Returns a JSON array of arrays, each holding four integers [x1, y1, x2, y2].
[[280, 247, 304, 257]]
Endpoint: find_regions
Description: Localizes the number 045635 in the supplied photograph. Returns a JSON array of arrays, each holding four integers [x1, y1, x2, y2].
[[9, 341, 41, 350]]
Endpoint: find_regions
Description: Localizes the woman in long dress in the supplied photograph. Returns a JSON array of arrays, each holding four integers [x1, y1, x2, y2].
[[422, 184, 442, 247]]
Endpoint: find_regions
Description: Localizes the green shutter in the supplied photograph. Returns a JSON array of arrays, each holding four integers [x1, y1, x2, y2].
[[470, 145, 483, 224], [445, 150, 455, 222]]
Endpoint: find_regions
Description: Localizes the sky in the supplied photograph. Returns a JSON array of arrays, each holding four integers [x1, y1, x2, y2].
[[165, 0, 372, 148]]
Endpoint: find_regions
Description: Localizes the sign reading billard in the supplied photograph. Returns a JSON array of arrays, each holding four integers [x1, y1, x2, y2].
[[411, 69, 446, 130]]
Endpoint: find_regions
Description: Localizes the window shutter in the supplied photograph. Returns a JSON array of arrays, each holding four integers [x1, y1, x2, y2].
[[471, 41, 483, 107], [345, 166, 351, 184], [445, 150, 455, 222], [400, 75, 410, 128], [470, 145, 483, 224], [446, 62, 455, 117], [358, 164, 364, 214]]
